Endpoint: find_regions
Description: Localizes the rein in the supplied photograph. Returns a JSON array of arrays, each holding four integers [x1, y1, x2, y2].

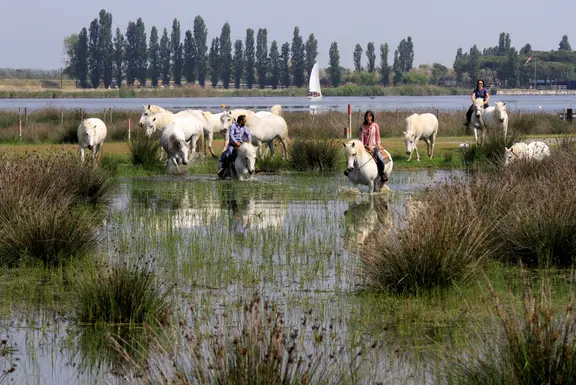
[[352, 151, 374, 170]]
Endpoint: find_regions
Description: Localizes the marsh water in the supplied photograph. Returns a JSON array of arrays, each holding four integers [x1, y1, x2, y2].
[[1, 169, 467, 384]]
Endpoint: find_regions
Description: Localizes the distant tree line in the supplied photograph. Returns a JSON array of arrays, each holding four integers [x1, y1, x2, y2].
[[453, 33, 576, 88], [64, 10, 321, 89], [63, 13, 575, 90]]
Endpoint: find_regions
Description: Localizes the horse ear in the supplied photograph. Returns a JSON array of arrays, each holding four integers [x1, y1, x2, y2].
[[147, 104, 151, 109], [93, 125, 97, 129], [351, 142, 355, 148], [342, 142, 347, 148], [152, 117, 156, 122]]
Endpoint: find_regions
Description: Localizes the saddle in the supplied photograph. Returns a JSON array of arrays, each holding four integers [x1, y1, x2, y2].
[[364, 145, 391, 162]]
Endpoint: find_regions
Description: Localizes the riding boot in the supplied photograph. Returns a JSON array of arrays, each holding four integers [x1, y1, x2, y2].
[[218, 160, 226, 178]]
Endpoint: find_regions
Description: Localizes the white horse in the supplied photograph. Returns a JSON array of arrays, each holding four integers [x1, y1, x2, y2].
[[220, 111, 290, 159], [343, 140, 394, 194], [403, 113, 439, 161], [141, 110, 204, 158], [471, 100, 509, 144], [160, 121, 190, 167], [78, 118, 107, 163], [484, 101, 509, 139], [227, 142, 257, 180], [504, 140, 550, 165], [139, 105, 224, 157]]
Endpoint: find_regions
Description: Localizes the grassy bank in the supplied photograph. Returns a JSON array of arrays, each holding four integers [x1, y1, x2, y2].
[[0, 84, 469, 99]]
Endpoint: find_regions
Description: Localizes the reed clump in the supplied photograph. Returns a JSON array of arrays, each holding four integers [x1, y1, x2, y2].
[[448, 270, 576, 385], [0, 152, 114, 266], [73, 259, 173, 325], [288, 139, 342, 172]]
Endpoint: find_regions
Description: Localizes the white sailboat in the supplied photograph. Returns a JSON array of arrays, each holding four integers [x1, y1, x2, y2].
[[308, 62, 322, 101]]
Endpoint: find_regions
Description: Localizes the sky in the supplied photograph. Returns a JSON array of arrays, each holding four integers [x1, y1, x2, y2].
[[1, 0, 574, 71]]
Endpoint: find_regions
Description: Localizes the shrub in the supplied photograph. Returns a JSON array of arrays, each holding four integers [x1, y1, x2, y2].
[[461, 130, 523, 168], [288, 139, 342, 172]]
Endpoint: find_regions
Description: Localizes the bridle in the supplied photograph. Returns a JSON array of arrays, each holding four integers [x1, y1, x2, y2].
[[348, 149, 374, 171]]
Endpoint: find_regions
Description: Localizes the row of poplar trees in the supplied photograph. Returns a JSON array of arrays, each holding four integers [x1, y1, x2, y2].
[[66, 10, 323, 89]]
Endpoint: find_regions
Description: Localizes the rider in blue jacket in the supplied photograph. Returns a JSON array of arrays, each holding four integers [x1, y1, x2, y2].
[[218, 115, 252, 177]]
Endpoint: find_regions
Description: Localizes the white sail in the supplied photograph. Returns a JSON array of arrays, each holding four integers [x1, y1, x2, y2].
[[308, 62, 322, 97]]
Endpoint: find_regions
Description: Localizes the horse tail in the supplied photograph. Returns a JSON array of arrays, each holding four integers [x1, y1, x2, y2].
[[271, 105, 283, 116]]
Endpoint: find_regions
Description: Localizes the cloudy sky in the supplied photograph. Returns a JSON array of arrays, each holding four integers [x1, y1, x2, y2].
[[1, 0, 573, 70]]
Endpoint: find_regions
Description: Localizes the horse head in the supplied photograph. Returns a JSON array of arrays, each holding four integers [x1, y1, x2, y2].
[[494, 102, 507, 123], [142, 115, 160, 137], [82, 122, 98, 150], [239, 143, 257, 176], [343, 141, 359, 174], [472, 99, 486, 127], [403, 114, 419, 155], [169, 133, 189, 166], [220, 113, 234, 133]]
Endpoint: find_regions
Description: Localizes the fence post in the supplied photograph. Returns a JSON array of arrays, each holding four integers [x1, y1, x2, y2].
[[128, 119, 131, 142], [80, 109, 84, 122], [567, 108, 573, 124], [60, 108, 64, 129], [19, 120, 22, 139], [24, 107, 27, 126], [347, 104, 352, 139], [109, 108, 113, 123]]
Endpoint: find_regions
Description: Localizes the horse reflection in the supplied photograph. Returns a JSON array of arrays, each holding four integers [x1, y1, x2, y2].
[[344, 196, 392, 247]]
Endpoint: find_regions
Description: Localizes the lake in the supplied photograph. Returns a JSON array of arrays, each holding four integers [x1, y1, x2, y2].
[[0, 94, 574, 113]]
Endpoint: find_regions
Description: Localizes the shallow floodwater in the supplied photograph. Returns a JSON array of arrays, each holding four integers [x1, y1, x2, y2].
[[0, 169, 467, 384]]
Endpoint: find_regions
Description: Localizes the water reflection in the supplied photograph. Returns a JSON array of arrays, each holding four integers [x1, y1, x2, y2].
[[343, 195, 393, 248]]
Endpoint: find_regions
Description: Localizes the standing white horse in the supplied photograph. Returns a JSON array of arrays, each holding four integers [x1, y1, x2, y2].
[[218, 142, 257, 180], [403, 113, 439, 161], [483, 101, 509, 139], [160, 121, 191, 167], [343, 140, 393, 193], [471, 100, 509, 144], [220, 111, 290, 158], [78, 118, 107, 163]]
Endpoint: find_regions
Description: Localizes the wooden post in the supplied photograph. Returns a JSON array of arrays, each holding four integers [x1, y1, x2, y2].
[[18, 120, 22, 139], [60, 108, 64, 129], [24, 107, 27, 126], [109, 107, 113, 123], [396, 108, 399, 123], [128, 119, 131, 142], [80, 109, 84, 122], [347, 104, 352, 139]]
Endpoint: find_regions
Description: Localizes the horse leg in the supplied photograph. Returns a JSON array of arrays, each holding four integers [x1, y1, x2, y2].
[[267, 141, 275, 158], [423, 138, 432, 159], [190, 135, 199, 159], [207, 131, 216, 158], [414, 145, 421, 162], [278, 136, 288, 159], [407, 149, 413, 162], [368, 180, 375, 194], [80, 147, 85, 163], [474, 128, 478, 145], [430, 132, 437, 158]]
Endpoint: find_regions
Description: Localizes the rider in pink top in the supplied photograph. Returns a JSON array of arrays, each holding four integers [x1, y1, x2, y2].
[[359, 110, 388, 185]]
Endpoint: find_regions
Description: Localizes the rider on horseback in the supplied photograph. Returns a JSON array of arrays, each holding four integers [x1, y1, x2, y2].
[[218, 115, 252, 178], [464, 79, 490, 127], [360, 110, 388, 189]]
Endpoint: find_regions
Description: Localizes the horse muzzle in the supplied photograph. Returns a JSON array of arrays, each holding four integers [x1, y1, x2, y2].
[[87, 145, 94, 150], [344, 167, 353, 176], [500, 118, 505, 123], [405, 151, 411, 155], [138, 122, 143, 128]]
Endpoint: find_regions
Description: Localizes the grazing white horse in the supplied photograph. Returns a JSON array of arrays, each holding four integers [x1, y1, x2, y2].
[[504, 141, 550, 165], [403, 113, 439, 161], [141, 111, 204, 157], [78, 118, 107, 163], [160, 122, 190, 167], [343, 140, 394, 194], [220, 111, 290, 158], [471, 100, 509, 145]]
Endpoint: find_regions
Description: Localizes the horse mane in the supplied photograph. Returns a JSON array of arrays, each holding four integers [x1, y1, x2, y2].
[[146, 105, 170, 114], [347, 140, 368, 156]]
